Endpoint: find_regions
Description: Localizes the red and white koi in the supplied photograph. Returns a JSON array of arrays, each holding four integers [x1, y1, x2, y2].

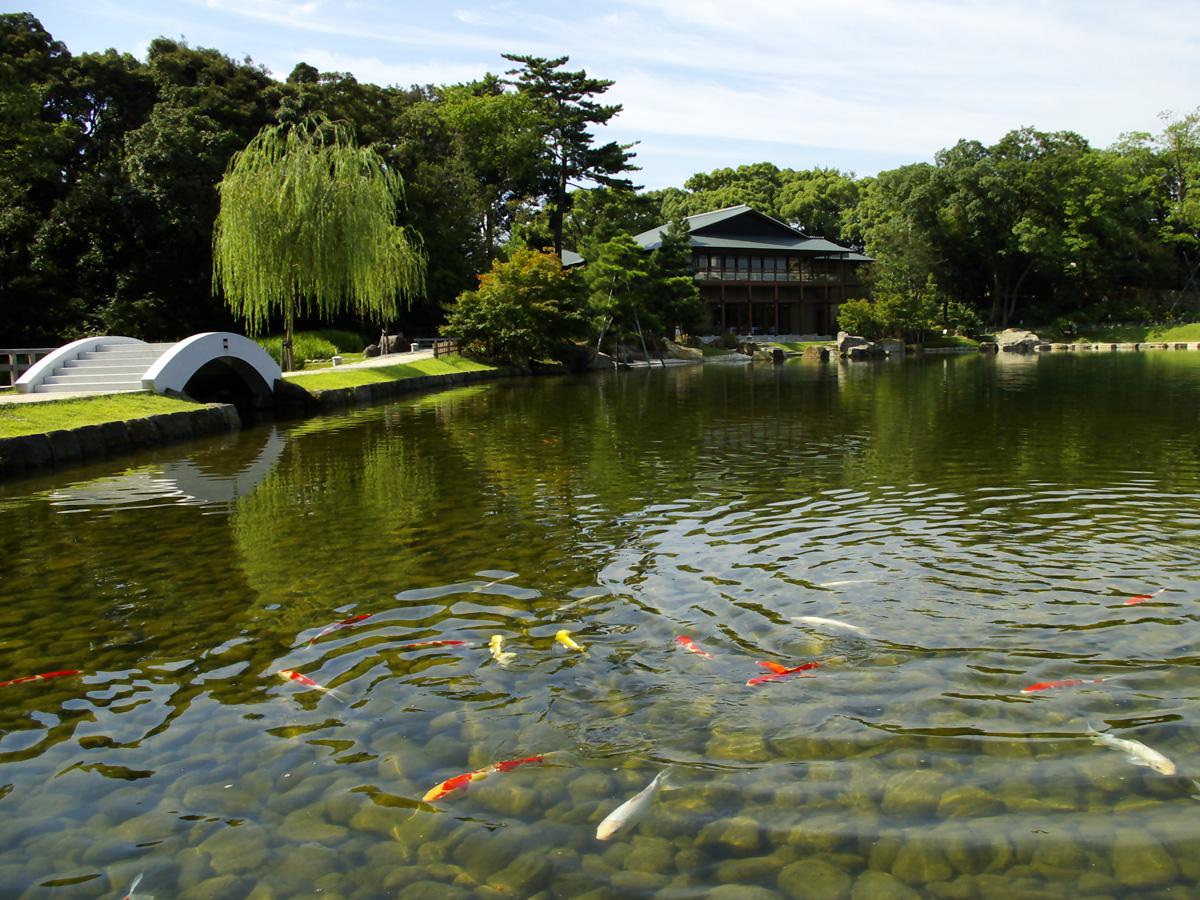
[[1020, 677, 1107, 694], [396, 640, 467, 651], [746, 660, 819, 687], [674, 636, 713, 659], [422, 754, 546, 803], [307, 613, 371, 645], [0, 670, 80, 689], [1124, 589, 1166, 606], [277, 669, 346, 702]]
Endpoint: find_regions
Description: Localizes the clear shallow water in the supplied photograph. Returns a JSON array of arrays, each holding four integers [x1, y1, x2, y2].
[[2, 353, 1200, 898]]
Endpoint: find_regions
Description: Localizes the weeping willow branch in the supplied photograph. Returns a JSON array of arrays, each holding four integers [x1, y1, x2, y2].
[[213, 115, 426, 344]]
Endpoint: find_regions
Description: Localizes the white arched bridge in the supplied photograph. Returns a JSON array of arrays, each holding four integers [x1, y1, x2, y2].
[[15, 332, 283, 408]]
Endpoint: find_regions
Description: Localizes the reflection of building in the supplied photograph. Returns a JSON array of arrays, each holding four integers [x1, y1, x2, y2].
[[633, 205, 871, 335]]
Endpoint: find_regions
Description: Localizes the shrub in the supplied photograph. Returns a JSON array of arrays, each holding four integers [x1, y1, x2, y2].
[[719, 332, 739, 349], [442, 247, 585, 365], [309, 328, 367, 353], [256, 332, 339, 369], [837, 298, 885, 339]]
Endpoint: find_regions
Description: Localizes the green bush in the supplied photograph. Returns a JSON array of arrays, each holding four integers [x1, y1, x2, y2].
[[836, 298, 886, 339], [255, 332, 340, 369], [719, 332, 738, 349], [309, 328, 368, 352]]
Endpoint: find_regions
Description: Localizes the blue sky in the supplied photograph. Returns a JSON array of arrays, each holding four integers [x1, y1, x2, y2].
[[20, 0, 1200, 189]]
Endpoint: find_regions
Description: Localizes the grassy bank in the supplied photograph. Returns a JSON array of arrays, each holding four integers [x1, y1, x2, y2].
[[283, 355, 495, 391], [1068, 322, 1200, 343], [0, 394, 204, 439]]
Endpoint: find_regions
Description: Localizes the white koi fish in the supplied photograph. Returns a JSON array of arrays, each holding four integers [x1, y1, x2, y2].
[[596, 767, 673, 840], [489, 635, 516, 666], [124, 872, 152, 899], [1087, 723, 1175, 775], [817, 579, 875, 588], [792, 615, 867, 635]]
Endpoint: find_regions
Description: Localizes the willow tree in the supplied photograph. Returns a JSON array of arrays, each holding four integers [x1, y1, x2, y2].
[[213, 115, 425, 371]]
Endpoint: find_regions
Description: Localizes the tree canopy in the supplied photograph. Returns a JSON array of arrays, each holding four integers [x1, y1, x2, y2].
[[213, 116, 426, 369]]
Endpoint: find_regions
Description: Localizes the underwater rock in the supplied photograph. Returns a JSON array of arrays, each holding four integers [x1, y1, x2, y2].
[[696, 816, 764, 856], [880, 770, 954, 815], [777, 858, 852, 900], [936, 785, 1003, 818], [487, 850, 553, 895], [851, 870, 921, 900], [567, 771, 614, 802], [704, 885, 781, 900], [783, 813, 848, 855], [202, 827, 268, 875], [474, 781, 538, 818], [622, 835, 675, 873], [1112, 829, 1178, 888], [715, 855, 782, 885], [941, 827, 1012, 875], [611, 869, 671, 892], [178, 874, 244, 900], [397, 881, 472, 900], [706, 731, 772, 763], [890, 836, 954, 885]]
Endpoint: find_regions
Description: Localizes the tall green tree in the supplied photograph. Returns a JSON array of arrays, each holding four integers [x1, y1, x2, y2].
[[213, 116, 426, 371], [502, 53, 637, 257]]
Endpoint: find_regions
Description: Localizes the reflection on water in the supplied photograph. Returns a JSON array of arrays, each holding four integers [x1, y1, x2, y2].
[[1, 354, 1199, 897]]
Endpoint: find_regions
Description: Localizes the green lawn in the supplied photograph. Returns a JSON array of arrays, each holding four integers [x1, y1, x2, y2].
[[920, 334, 980, 349], [0, 393, 204, 439], [1069, 322, 1200, 343], [283, 355, 495, 391]]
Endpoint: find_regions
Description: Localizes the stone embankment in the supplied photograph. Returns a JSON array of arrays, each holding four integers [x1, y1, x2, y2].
[[0, 365, 522, 481], [0, 404, 240, 479]]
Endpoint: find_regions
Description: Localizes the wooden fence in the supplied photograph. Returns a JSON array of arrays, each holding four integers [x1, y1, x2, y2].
[[432, 338, 460, 359], [0, 348, 54, 386]]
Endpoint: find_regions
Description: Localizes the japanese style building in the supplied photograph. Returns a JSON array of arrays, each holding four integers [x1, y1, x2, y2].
[[632, 205, 871, 335]]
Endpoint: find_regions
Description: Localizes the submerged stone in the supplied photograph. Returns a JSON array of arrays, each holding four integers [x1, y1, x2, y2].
[[777, 858, 851, 900], [936, 785, 1003, 818], [851, 870, 920, 900], [890, 836, 954, 885], [880, 770, 954, 815], [1112, 829, 1178, 887], [715, 855, 781, 885], [696, 816, 763, 856]]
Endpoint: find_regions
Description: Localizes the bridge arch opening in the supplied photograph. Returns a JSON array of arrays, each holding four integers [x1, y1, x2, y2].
[[183, 357, 273, 418]]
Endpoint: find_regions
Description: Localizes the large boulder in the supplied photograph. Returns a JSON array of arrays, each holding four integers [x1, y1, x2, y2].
[[837, 331, 871, 354], [663, 339, 702, 361], [996, 329, 1040, 353]]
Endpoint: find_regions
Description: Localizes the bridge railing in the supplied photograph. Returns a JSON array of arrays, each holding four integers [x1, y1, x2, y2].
[[0, 348, 55, 386], [433, 338, 460, 359]]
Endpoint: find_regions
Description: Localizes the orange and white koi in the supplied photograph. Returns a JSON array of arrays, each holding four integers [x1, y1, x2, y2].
[[307, 613, 371, 645], [674, 636, 713, 659], [277, 669, 346, 702], [0, 670, 80, 689], [1020, 677, 1106, 694], [397, 640, 467, 651], [1125, 589, 1166, 606], [555, 629, 584, 652], [746, 660, 819, 687], [422, 754, 546, 802]]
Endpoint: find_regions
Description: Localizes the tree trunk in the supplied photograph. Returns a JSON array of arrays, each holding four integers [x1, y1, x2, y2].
[[283, 306, 295, 373]]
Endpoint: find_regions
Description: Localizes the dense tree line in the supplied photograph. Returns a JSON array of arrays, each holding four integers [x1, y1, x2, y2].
[[2, 11, 1197, 353]]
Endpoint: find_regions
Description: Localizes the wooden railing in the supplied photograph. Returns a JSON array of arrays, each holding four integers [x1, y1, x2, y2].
[[432, 338, 460, 359], [0, 348, 54, 386]]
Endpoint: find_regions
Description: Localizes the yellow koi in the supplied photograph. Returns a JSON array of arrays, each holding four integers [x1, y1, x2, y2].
[[555, 629, 584, 652], [489, 635, 516, 665]]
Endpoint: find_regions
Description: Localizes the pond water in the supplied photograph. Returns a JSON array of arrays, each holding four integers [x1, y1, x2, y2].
[[2, 352, 1200, 899]]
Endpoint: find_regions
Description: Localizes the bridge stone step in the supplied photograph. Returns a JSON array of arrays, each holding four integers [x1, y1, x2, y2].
[[33, 382, 144, 393], [44, 372, 147, 385], [61, 360, 149, 374], [78, 349, 166, 362]]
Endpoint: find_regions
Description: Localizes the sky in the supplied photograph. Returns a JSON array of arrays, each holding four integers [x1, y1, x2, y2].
[[18, 0, 1200, 190]]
